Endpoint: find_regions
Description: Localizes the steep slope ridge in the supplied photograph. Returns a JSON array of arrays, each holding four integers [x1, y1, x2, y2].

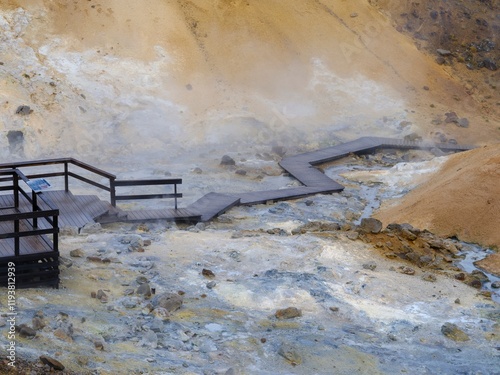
[[375, 143, 500, 249]]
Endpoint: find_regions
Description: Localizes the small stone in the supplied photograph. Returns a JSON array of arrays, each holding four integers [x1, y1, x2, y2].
[[19, 325, 37, 338], [39, 355, 65, 371], [483, 58, 498, 71], [124, 288, 135, 296], [398, 266, 415, 275], [444, 112, 459, 124], [90, 291, 97, 298], [454, 298, 461, 304], [94, 340, 104, 350], [220, 155, 236, 166], [59, 256, 73, 268], [441, 322, 470, 342], [346, 231, 359, 240], [70, 248, 84, 257], [435, 56, 446, 65], [235, 169, 247, 176], [350, 12, 358, 17], [137, 283, 152, 298], [202, 269, 216, 278], [437, 49, 452, 56], [359, 218, 382, 234], [206, 281, 217, 289], [423, 86, 430, 91], [54, 328, 73, 342], [457, 118, 469, 128], [32, 317, 45, 330], [275, 307, 302, 319], [96, 289, 107, 300], [122, 298, 138, 309], [329, 306, 339, 312], [153, 307, 170, 320], [468, 279, 482, 289], [491, 281, 500, 289], [191, 167, 203, 174], [15, 105, 32, 115], [362, 261, 377, 271], [153, 292, 183, 312], [136, 275, 149, 284], [278, 342, 302, 365], [260, 338, 267, 343], [422, 273, 437, 282]]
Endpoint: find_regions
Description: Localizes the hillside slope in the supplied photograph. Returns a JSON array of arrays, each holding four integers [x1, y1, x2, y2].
[[1, 0, 498, 163]]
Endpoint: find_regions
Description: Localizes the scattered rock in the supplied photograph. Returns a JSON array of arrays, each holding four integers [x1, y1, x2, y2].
[[153, 292, 183, 312], [435, 56, 446, 65], [437, 49, 452, 56], [96, 289, 107, 300], [220, 155, 236, 166], [275, 307, 302, 319], [278, 342, 302, 365], [94, 340, 104, 350], [58, 256, 73, 268], [206, 281, 217, 289], [80, 222, 102, 234], [191, 167, 203, 174], [329, 306, 339, 312], [39, 355, 65, 371], [441, 322, 470, 342], [202, 268, 216, 278], [483, 58, 498, 71], [69, 248, 84, 257], [137, 283, 152, 298], [359, 218, 382, 234], [235, 169, 247, 176], [271, 145, 287, 157], [362, 261, 377, 271], [398, 266, 415, 275], [53, 328, 73, 342], [15, 105, 32, 115], [18, 325, 36, 339], [457, 118, 469, 128], [32, 317, 45, 330], [421, 273, 437, 282], [350, 12, 358, 17], [444, 112, 459, 124], [491, 281, 500, 289], [346, 231, 359, 240], [136, 275, 149, 284]]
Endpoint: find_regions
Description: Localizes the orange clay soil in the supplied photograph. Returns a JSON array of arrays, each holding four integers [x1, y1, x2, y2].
[[375, 143, 500, 251]]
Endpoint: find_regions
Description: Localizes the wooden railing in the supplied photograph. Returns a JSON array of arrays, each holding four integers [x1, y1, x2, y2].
[[0, 158, 182, 209], [113, 178, 182, 209], [0, 169, 59, 257], [0, 157, 117, 202]]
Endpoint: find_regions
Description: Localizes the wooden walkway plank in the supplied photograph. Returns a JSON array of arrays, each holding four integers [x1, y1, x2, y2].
[[187, 193, 240, 222]]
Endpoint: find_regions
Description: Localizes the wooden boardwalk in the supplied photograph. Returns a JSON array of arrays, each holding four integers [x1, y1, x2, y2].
[[1, 137, 475, 235]]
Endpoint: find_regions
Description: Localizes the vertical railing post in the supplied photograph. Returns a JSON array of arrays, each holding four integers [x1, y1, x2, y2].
[[64, 161, 69, 192], [174, 183, 178, 210], [13, 170, 19, 209], [14, 219, 20, 256], [32, 191, 38, 228], [53, 213, 59, 253], [110, 178, 116, 207]]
